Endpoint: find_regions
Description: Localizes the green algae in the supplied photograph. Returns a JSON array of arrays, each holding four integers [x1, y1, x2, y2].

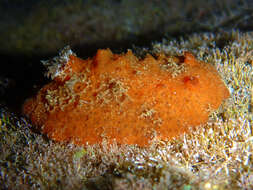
[[73, 148, 87, 160]]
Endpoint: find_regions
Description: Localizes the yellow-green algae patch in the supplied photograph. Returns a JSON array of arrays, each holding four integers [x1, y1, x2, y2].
[[1, 31, 253, 189]]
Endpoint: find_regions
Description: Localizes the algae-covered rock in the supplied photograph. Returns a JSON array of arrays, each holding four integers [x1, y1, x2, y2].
[[1, 31, 253, 189]]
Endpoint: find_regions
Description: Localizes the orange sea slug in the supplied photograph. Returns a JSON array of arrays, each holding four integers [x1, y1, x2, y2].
[[22, 47, 230, 147]]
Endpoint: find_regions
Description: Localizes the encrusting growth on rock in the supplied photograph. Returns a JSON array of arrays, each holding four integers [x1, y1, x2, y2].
[[22, 46, 230, 147]]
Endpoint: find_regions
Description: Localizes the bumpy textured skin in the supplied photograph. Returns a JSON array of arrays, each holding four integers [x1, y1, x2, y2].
[[23, 49, 230, 146]]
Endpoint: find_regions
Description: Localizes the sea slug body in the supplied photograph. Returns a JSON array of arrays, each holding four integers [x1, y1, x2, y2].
[[23, 47, 230, 147]]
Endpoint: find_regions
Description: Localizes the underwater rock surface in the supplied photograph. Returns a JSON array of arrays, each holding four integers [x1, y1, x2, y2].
[[1, 31, 253, 189]]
